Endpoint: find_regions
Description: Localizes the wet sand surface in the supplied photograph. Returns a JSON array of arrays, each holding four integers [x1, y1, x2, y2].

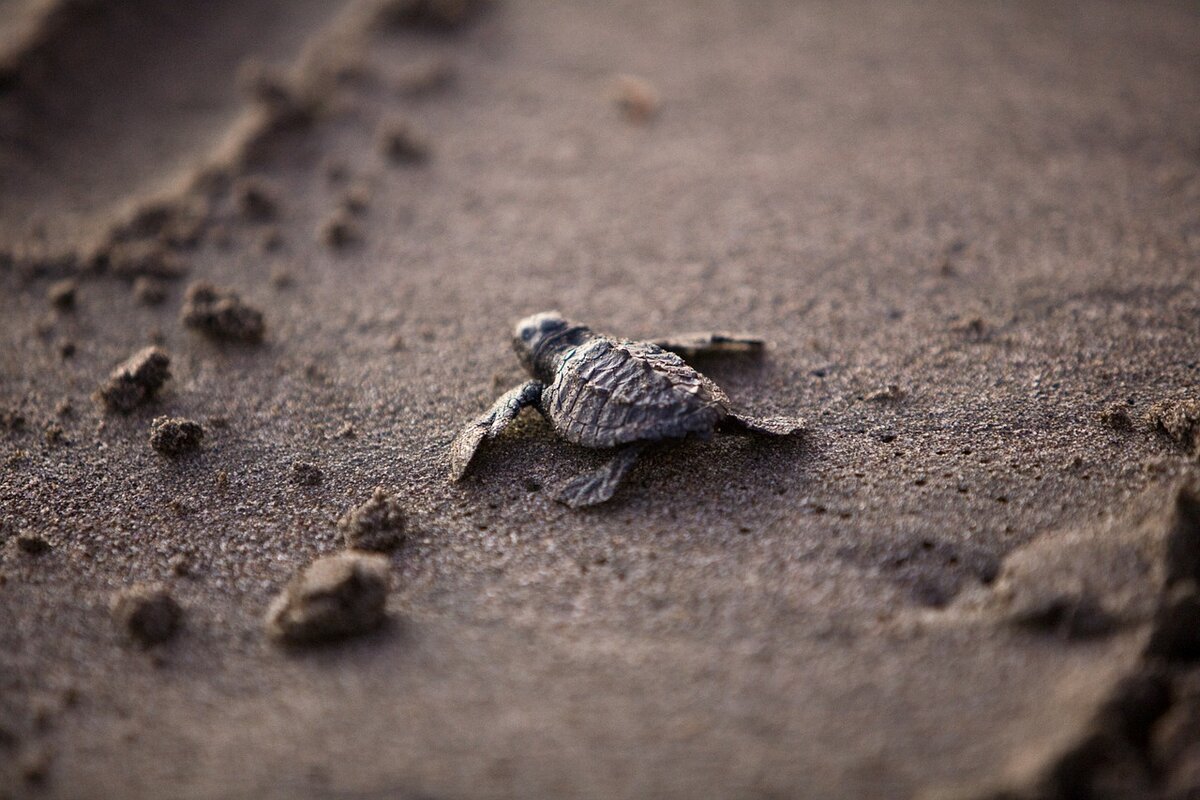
[[2, 1, 1199, 798]]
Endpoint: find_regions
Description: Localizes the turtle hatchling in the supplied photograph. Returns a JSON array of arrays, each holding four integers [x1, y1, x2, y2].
[[450, 312, 803, 507]]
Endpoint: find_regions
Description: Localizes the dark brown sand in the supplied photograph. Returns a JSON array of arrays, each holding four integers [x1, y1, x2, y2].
[[2, 1, 1199, 798]]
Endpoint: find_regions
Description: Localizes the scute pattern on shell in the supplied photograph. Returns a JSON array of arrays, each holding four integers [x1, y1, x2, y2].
[[542, 338, 730, 448]]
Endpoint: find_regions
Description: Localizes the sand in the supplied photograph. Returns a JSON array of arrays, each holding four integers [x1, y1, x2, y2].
[[1, 0, 1199, 797]]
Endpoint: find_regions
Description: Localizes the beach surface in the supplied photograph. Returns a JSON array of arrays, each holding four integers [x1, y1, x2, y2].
[[2, 1, 1199, 797]]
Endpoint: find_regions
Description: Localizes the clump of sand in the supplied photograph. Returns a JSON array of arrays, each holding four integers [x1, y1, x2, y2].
[[264, 552, 390, 645], [290, 461, 323, 486], [1146, 398, 1200, 451], [1099, 402, 1135, 431], [339, 487, 407, 552], [110, 585, 183, 646], [95, 347, 171, 413], [180, 282, 265, 342], [149, 417, 205, 457]]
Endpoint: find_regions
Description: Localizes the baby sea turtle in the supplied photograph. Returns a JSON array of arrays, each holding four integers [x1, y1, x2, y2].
[[450, 312, 803, 507]]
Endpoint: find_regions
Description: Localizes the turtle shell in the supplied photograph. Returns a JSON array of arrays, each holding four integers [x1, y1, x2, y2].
[[541, 337, 730, 448]]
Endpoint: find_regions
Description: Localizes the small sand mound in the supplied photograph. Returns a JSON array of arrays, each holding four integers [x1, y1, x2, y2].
[[290, 461, 323, 486], [149, 417, 205, 457], [1099, 402, 1134, 431], [95, 347, 171, 413], [265, 552, 390, 645], [180, 282, 265, 342], [111, 585, 182, 646], [339, 487, 407, 552]]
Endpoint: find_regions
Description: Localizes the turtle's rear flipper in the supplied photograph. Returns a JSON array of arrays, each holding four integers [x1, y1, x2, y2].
[[718, 413, 804, 437], [556, 444, 645, 508], [449, 380, 544, 480], [652, 333, 765, 359]]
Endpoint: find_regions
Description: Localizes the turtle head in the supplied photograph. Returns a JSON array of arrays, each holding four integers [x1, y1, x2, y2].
[[513, 311, 589, 379]]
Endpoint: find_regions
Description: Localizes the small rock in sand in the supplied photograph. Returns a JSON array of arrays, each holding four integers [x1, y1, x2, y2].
[[47, 279, 77, 310], [180, 282, 265, 342], [95, 347, 171, 413], [378, 118, 430, 165], [111, 584, 183, 646], [339, 487, 407, 552], [612, 74, 660, 123], [15, 532, 51, 555], [149, 416, 204, 457], [265, 552, 390, 645]]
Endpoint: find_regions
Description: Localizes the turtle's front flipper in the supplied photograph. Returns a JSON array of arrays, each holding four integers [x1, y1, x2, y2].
[[652, 333, 765, 359], [718, 413, 804, 437], [556, 444, 645, 508], [449, 380, 544, 480]]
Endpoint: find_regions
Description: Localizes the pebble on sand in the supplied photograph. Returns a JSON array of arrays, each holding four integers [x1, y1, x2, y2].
[[149, 416, 205, 457], [265, 552, 390, 645], [111, 584, 183, 646], [339, 486, 407, 552], [95, 347, 171, 413], [180, 282, 265, 342]]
